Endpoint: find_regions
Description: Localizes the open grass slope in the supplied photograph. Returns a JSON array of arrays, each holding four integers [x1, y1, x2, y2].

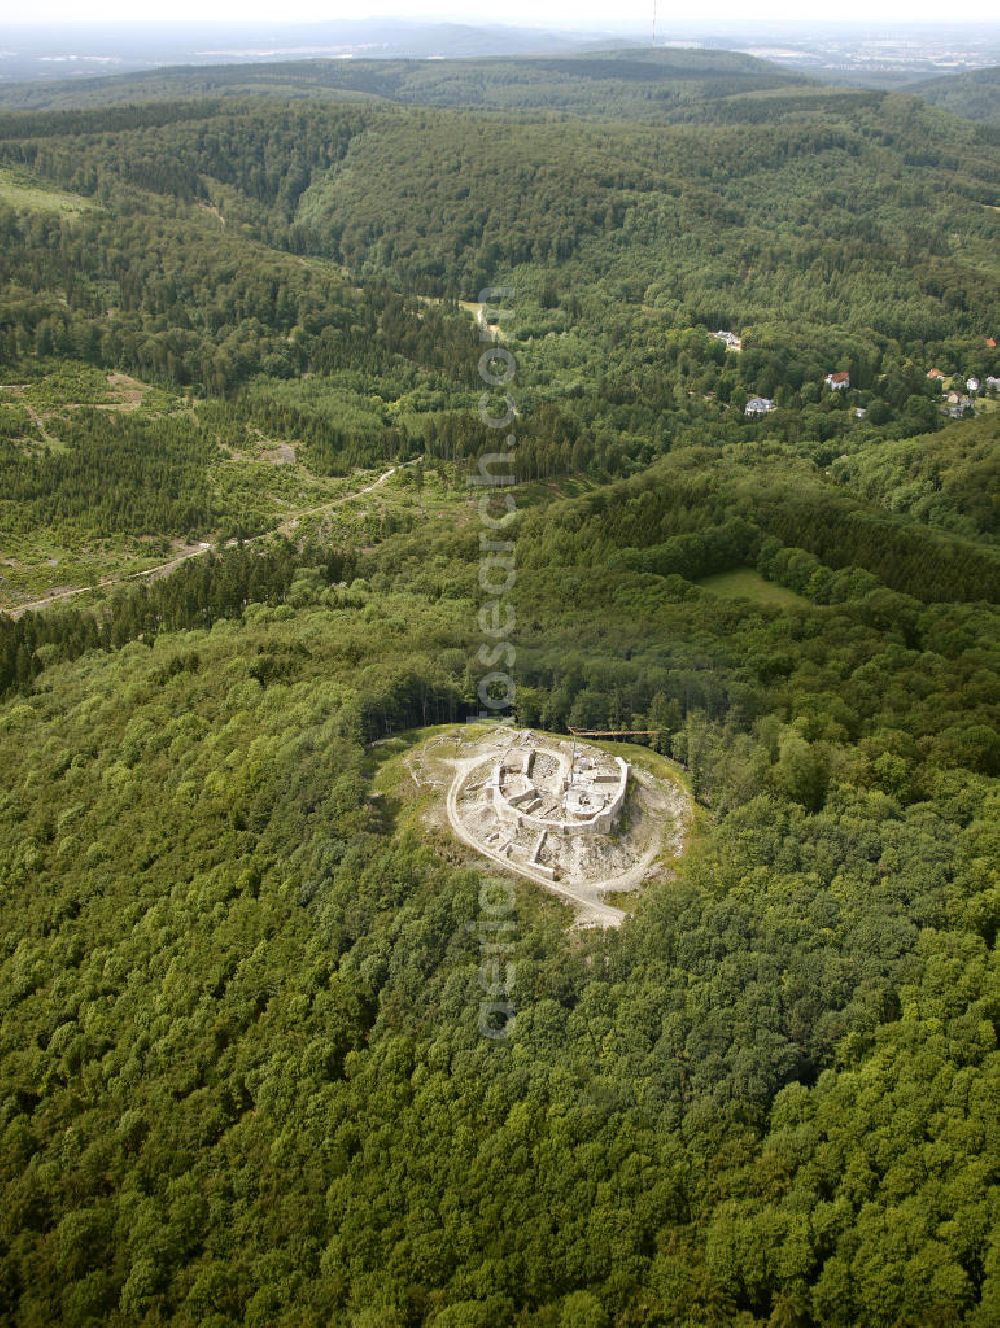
[[0, 164, 96, 213], [697, 567, 808, 607]]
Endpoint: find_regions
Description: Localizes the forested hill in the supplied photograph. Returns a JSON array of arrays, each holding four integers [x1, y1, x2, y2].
[[0, 85, 997, 598], [907, 65, 1000, 126], [0, 46, 816, 118], [2, 43, 997, 134], [0, 56, 999, 1328], [1, 89, 997, 318]]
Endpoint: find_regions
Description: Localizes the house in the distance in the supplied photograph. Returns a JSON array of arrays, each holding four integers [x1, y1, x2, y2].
[[986, 376, 1000, 392], [713, 330, 742, 352], [966, 376, 981, 394], [927, 368, 947, 381], [986, 338, 997, 349], [824, 371, 850, 391], [945, 393, 974, 418], [745, 397, 776, 416]]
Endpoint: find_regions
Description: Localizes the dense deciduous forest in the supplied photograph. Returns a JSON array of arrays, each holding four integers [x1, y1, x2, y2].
[[0, 47, 998, 1328]]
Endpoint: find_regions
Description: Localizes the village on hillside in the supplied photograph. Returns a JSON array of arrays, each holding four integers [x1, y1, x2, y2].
[[709, 329, 1000, 421]]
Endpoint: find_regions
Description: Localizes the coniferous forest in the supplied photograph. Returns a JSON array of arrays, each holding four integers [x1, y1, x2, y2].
[[0, 45, 998, 1328]]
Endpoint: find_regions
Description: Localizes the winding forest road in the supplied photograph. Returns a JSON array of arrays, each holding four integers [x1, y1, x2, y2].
[[4, 461, 412, 621]]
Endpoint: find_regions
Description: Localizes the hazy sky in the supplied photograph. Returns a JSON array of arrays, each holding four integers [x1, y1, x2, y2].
[[4, 4, 998, 28]]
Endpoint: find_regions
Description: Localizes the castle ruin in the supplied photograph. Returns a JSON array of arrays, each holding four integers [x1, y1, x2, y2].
[[453, 731, 628, 884]]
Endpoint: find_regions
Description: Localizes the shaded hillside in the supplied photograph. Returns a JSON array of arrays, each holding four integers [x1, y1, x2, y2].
[[910, 65, 1000, 125], [831, 416, 1000, 541]]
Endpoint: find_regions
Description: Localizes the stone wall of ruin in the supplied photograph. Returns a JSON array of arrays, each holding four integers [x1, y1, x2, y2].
[[492, 755, 628, 836]]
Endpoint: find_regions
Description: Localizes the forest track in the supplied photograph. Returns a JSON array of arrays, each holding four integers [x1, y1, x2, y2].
[[0, 384, 57, 447], [4, 460, 414, 621]]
